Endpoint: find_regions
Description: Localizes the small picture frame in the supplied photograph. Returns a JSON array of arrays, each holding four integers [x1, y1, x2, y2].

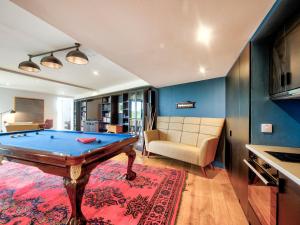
[[176, 101, 196, 109]]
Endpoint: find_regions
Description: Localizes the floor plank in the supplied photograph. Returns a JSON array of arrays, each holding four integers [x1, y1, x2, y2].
[[113, 151, 249, 225]]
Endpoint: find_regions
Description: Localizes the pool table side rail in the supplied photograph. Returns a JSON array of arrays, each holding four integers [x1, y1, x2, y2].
[[0, 129, 42, 136]]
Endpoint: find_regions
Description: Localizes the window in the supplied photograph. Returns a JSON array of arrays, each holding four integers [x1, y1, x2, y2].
[[57, 97, 73, 130]]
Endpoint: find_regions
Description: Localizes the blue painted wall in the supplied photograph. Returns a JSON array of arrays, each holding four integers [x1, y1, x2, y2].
[[158, 77, 225, 118], [251, 43, 300, 147]]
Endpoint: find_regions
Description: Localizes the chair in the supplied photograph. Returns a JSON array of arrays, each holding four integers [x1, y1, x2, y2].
[[44, 119, 53, 129]]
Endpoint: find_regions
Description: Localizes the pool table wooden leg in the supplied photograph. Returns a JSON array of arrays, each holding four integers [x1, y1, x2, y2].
[[125, 146, 136, 180], [63, 174, 90, 225]]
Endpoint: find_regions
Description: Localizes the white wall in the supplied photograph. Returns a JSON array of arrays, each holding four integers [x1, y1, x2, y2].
[[0, 87, 67, 130]]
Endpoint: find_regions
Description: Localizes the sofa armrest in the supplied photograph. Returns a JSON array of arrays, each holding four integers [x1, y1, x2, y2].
[[198, 136, 220, 167], [144, 130, 160, 150]]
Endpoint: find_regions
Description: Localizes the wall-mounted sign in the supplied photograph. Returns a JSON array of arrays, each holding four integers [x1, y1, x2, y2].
[[176, 101, 196, 109]]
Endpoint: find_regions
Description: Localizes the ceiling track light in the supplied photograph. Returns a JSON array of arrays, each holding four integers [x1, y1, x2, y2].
[[18, 43, 88, 72]]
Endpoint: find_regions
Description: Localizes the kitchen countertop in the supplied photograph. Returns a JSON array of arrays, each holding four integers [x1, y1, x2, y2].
[[246, 144, 300, 186]]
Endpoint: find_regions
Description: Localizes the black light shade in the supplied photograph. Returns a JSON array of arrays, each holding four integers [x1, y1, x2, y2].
[[18, 58, 40, 72], [41, 53, 63, 69], [66, 48, 89, 65]]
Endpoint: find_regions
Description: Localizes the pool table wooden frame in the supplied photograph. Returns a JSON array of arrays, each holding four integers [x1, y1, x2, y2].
[[0, 131, 138, 225]]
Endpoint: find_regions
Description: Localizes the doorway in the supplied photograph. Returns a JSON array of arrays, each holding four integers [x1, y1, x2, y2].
[[57, 97, 73, 130]]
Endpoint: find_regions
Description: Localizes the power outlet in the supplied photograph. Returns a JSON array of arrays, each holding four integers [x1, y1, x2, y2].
[[261, 124, 273, 133]]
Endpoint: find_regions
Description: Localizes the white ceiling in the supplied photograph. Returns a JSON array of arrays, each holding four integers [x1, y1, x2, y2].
[[0, 69, 88, 97], [12, 0, 274, 88], [0, 1, 148, 98]]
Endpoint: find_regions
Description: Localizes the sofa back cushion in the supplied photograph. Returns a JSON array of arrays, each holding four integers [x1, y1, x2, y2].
[[157, 116, 224, 147], [181, 132, 198, 146]]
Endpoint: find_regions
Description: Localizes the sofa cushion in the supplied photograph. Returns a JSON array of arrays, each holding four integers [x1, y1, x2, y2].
[[148, 140, 200, 165], [168, 122, 183, 131], [201, 117, 224, 126], [167, 130, 182, 143], [170, 117, 184, 123], [183, 123, 200, 132], [181, 132, 198, 146], [157, 121, 169, 129], [157, 116, 170, 122], [184, 117, 201, 124]]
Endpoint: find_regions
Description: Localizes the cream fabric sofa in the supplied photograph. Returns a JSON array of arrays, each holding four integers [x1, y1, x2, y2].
[[5, 122, 41, 132], [144, 116, 224, 176]]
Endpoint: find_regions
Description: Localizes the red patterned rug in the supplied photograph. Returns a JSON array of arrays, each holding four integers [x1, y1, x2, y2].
[[0, 160, 186, 225]]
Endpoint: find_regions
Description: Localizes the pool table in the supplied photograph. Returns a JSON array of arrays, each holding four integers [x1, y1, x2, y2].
[[0, 130, 138, 225]]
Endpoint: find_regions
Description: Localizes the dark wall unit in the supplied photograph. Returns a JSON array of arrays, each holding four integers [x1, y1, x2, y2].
[[74, 87, 157, 150], [270, 13, 300, 98], [122, 93, 129, 132], [80, 100, 87, 131], [74, 101, 81, 131], [224, 2, 300, 225], [225, 1, 300, 224], [225, 44, 250, 214], [251, 0, 300, 147], [278, 173, 300, 225], [99, 95, 118, 131]]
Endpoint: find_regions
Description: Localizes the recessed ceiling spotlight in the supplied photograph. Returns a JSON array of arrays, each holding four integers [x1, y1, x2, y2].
[[5, 82, 10, 86], [93, 70, 99, 76], [159, 43, 165, 49], [199, 66, 206, 74], [196, 24, 212, 46]]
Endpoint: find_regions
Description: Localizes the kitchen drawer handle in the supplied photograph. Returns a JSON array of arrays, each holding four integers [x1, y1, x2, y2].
[[243, 159, 272, 186]]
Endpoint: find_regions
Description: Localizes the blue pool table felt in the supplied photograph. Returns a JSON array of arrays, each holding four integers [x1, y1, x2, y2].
[[0, 130, 133, 156]]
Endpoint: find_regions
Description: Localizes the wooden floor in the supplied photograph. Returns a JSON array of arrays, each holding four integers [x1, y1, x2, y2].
[[113, 151, 248, 225]]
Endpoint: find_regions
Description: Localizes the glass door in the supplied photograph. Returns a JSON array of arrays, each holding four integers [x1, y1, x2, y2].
[[136, 90, 144, 135], [128, 90, 144, 150], [129, 92, 137, 133]]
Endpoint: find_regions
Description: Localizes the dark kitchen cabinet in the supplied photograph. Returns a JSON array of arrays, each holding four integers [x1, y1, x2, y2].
[[278, 173, 300, 225], [270, 12, 300, 97], [225, 44, 250, 215], [285, 23, 300, 91]]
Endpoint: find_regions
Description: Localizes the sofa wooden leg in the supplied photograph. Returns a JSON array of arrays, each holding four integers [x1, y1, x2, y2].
[[147, 151, 150, 158], [200, 166, 207, 177], [210, 163, 215, 170]]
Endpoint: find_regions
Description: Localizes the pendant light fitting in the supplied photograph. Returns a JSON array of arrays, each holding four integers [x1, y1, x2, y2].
[[18, 43, 88, 72]]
